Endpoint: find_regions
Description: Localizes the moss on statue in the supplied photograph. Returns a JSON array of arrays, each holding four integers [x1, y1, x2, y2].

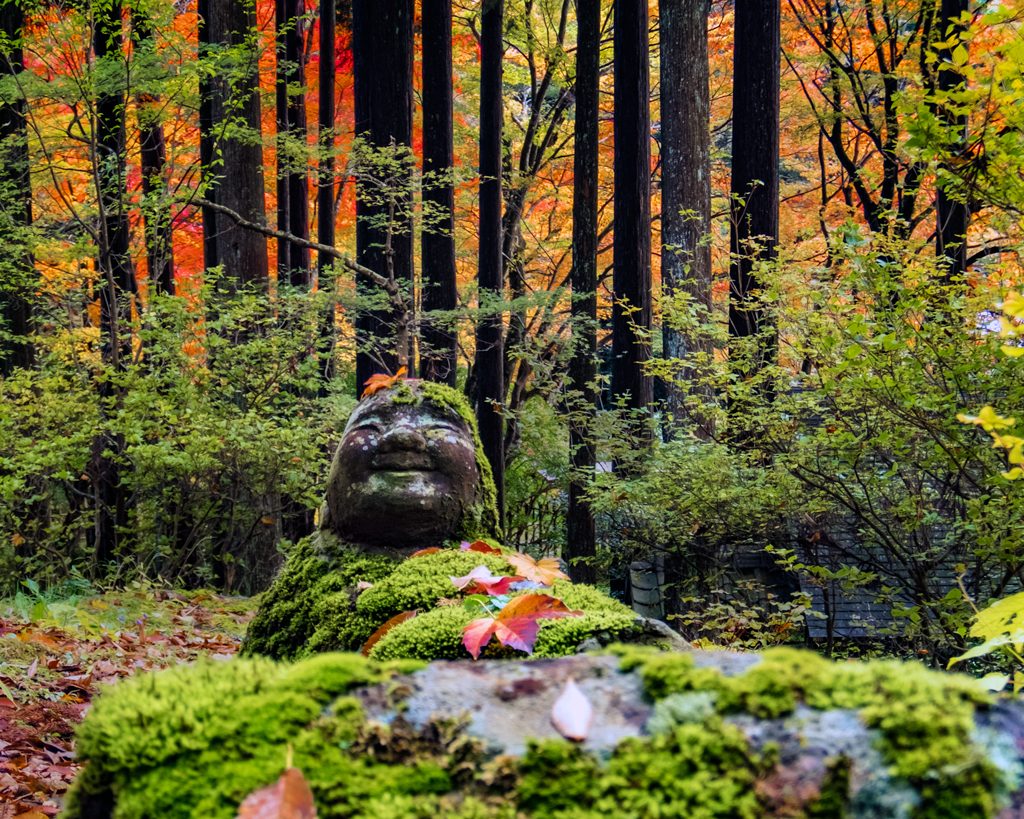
[[245, 530, 639, 662], [355, 550, 512, 623], [67, 646, 1016, 819], [241, 537, 398, 660]]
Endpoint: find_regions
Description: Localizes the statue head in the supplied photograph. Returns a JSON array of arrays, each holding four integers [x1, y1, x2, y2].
[[322, 381, 501, 558]]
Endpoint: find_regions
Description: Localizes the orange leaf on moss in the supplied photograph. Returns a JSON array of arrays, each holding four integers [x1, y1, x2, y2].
[[459, 540, 502, 555], [504, 553, 569, 586], [362, 366, 408, 398], [361, 610, 417, 657], [410, 547, 442, 558]]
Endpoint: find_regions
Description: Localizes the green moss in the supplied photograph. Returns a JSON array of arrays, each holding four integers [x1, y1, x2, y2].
[[618, 646, 1002, 819], [518, 717, 768, 819], [356, 550, 512, 623], [68, 639, 1015, 819], [242, 537, 397, 660], [66, 652, 438, 819], [370, 604, 474, 661]]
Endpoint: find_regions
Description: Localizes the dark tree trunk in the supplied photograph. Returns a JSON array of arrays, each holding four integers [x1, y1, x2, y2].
[[0, 0, 34, 375], [132, 10, 174, 295], [727, 0, 779, 391], [566, 0, 600, 584], [936, 0, 969, 283], [275, 0, 291, 279], [285, 0, 310, 286], [420, 0, 458, 387], [317, 0, 335, 272], [197, 0, 218, 274], [205, 0, 269, 288], [659, 0, 712, 438], [612, 0, 653, 446], [93, 0, 135, 568], [352, 0, 414, 389], [316, 0, 336, 381], [476, 0, 505, 530]]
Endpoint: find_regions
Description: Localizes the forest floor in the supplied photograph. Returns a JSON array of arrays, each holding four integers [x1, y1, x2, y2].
[[0, 586, 259, 817]]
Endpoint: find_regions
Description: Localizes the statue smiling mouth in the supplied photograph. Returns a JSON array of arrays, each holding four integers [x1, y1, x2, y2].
[[371, 451, 434, 471]]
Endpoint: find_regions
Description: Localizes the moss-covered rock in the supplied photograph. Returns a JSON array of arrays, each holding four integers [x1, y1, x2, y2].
[[67, 647, 1024, 819]]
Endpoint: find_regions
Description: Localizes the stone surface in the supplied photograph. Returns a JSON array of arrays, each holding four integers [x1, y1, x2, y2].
[[354, 650, 759, 757]]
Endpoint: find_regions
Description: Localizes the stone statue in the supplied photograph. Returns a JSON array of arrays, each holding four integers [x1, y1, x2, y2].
[[242, 378, 683, 662], [242, 380, 503, 659], [320, 382, 499, 559]]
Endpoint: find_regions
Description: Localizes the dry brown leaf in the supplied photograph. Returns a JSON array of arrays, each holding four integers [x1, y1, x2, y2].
[[236, 768, 317, 819]]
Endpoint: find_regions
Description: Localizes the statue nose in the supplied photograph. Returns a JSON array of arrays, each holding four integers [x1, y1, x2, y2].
[[379, 426, 428, 453]]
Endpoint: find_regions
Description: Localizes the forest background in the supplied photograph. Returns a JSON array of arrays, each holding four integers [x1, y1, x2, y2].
[[0, 0, 1023, 665]]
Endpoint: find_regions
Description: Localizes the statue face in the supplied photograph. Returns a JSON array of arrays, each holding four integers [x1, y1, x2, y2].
[[325, 390, 481, 554]]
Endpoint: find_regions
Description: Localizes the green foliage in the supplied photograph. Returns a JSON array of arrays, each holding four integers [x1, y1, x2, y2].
[[616, 240, 1024, 660], [0, 283, 354, 593]]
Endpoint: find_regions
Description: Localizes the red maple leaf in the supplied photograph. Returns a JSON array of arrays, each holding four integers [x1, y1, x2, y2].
[[450, 566, 523, 595], [459, 540, 503, 555], [462, 594, 581, 659]]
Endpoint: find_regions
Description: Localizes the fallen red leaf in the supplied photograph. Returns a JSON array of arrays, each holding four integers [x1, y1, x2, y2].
[[360, 611, 418, 657], [237, 768, 317, 819], [459, 540, 502, 555], [462, 594, 581, 659]]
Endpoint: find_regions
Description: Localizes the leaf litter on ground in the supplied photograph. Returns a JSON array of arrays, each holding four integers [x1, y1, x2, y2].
[[0, 587, 260, 816]]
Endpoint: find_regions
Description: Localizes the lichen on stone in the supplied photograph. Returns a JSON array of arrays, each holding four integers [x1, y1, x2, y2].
[[615, 645, 1004, 819]]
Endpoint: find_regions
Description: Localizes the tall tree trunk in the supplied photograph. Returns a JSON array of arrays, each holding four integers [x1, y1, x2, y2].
[[316, 0, 336, 381], [317, 0, 335, 272], [352, 0, 414, 389], [93, 0, 135, 568], [197, 0, 218, 274], [421, 0, 458, 387], [285, 0, 310, 285], [566, 0, 600, 584], [205, 0, 269, 289], [936, 0, 969, 283], [132, 9, 174, 295], [476, 0, 505, 530], [612, 0, 653, 448], [0, 0, 34, 375], [728, 0, 779, 398], [659, 0, 712, 438], [275, 0, 291, 279]]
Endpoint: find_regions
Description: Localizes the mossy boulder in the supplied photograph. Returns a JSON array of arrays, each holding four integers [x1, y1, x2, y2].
[[242, 541, 659, 662], [68, 648, 1024, 819]]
